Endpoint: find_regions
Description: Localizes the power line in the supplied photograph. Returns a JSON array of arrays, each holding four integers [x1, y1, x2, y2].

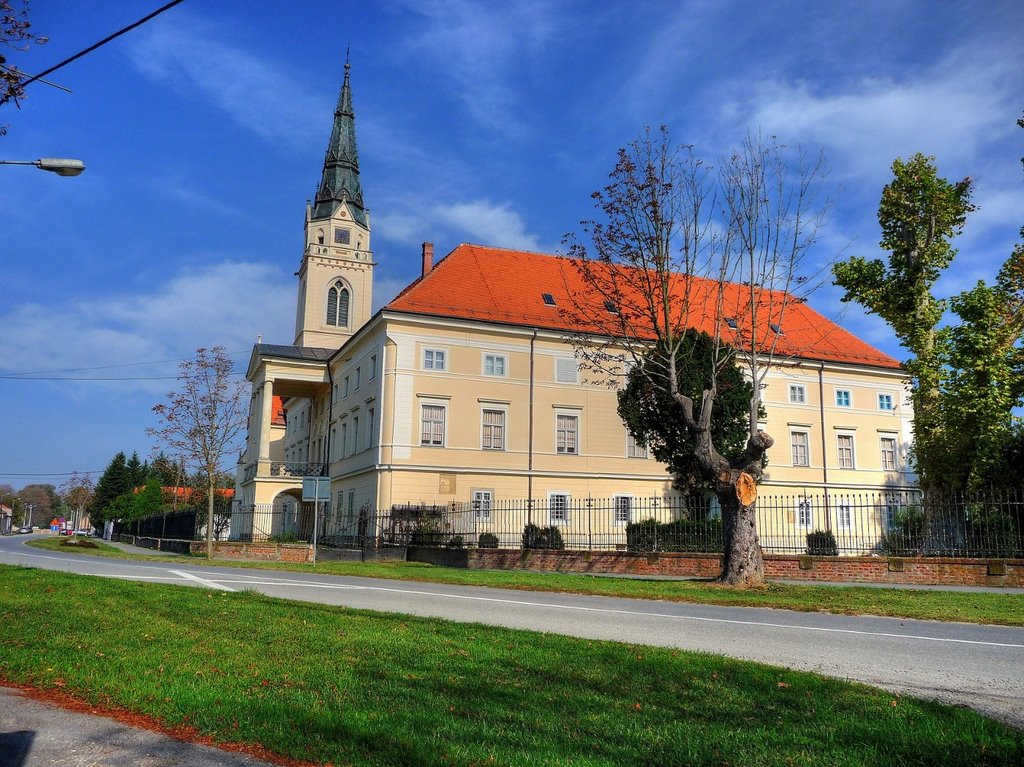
[[1, 470, 103, 477], [2, 0, 187, 105], [1, 349, 248, 378]]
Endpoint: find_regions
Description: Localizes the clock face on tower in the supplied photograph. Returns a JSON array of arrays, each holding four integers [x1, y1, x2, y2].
[[335, 228, 351, 244]]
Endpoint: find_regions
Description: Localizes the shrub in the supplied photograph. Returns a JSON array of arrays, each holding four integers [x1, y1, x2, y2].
[[446, 534, 465, 549], [967, 512, 1020, 558], [805, 530, 838, 556], [626, 518, 723, 553], [522, 523, 565, 550], [879, 506, 925, 557], [268, 531, 303, 544], [478, 532, 500, 549]]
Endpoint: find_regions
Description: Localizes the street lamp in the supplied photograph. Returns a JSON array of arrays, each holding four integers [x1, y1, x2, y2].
[[0, 157, 86, 177]]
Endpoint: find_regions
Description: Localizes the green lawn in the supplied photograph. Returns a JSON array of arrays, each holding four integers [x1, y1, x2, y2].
[[26, 536, 1024, 626], [0, 565, 1019, 766]]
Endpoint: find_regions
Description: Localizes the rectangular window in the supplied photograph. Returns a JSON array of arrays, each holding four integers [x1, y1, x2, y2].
[[483, 354, 507, 377], [370, 354, 377, 380], [423, 348, 446, 370], [421, 404, 445, 446], [352, 416, 359, 452], [340, 422, 348, 458], [791, 432, 809, 466], [796, 500, 813, 527], [367, 408, 375, 449], [627, 431, 648, 459], [472, 490, 493, 520], [355, 367, 361, 390], [556, 414, 578, 454], [837, 434, 855, 468], [878, 393, 894, 411], [789, 384, 806, 404], [835, 389, 852, 407], [343, 376, 350, 397], [332, 383, 338, 404], [482, 409, 505, 450], [549, 493, 570, 524], [880, 436, 897, 471], [885, 503, 899, 529], [347, 490, 356, 523], [555, 358, 578, 383], [836, 504, 852, 529], [613, 495, 632, 526]]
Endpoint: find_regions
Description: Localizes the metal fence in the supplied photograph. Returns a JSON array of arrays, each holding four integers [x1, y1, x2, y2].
[[218, 489, 1023, 558]]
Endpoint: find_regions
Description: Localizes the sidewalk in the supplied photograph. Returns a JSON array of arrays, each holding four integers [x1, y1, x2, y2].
[[0, 686, 278, 767]]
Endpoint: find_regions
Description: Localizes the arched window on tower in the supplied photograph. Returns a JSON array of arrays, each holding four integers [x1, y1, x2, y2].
[[326, 280, 350, 327]]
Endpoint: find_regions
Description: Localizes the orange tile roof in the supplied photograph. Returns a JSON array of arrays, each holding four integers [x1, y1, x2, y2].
[[386, 243, 901, 370], [271, 395, 287, 426]]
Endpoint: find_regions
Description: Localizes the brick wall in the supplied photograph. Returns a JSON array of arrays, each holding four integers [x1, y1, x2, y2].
[[466, 549, 1023, 587], [186, 540, 313, 563]]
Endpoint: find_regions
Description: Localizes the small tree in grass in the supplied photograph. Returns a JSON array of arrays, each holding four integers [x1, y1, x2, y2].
[[148, 347, 248, 559]]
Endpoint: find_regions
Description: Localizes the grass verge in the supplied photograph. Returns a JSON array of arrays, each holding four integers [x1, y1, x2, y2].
[[23, 537, 1024, 625], [0, 565, 1020, 766]]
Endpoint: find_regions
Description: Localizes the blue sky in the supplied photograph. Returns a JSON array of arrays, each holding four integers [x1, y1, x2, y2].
[[1, 0, 1021, 487]]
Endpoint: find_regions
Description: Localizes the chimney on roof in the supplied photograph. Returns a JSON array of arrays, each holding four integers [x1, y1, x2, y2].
[[421, 242, 434, 277]]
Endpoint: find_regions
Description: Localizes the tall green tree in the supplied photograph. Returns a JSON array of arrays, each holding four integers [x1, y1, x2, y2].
[[833, 154, 974, 494], [126, 451, 147, 488], [90, 452, 131, 526], [618, 331, 756, 495], [132, 475, 165, 521]]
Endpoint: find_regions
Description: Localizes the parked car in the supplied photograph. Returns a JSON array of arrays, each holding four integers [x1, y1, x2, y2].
[[14, 526, 32, 534], [74, 529, 93, 537], [59, 528, 74, 536]]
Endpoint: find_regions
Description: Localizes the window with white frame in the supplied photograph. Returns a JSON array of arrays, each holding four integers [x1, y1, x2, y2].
[[355, 367, 361, 390], [796, 499, 813, 527], [423, 348, 446, 371], [347, 489, 356, 524], [885, 503, 899, 529], [326, 280, 350, 327], [420, 404, 446, 446], [352, 416, 359, 452], [835, 503, 852, 529], [835, 389, 852, 407], [626, 431, 648, 459], [613, 495, 633, 525], [837, 433, 855, 468], [549, 493, 570, 524], [343, 376, 350, 397], [789, 384, 806, 404], [878, 393, 894, 411], [472, 490, 493, 520], [483, 353, 507, 377], [791, 431, 809, 466], [481, 409, 505, 450], [555, 357, 578, 383], [340, 422, 348, 458], [556, 414, 579, 454], [367, 407, 375, 449], [370, 353, 377, 380], [880, 436, 898, 471]]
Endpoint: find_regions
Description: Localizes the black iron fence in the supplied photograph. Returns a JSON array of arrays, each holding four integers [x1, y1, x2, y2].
[[214, 489, 1023, 558]]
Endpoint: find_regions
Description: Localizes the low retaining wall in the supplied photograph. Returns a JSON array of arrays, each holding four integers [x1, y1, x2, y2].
[[464, 549, 1024, 587], [197, 541, 314, 563]]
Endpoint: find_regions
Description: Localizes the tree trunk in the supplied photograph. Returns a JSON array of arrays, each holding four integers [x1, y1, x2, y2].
[[717, 485, 766, 586], [206, 477, 215, 560]]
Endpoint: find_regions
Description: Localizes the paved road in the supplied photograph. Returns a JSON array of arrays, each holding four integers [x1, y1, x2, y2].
[[0, 686, 277, 767], [2, 534, 1023, 727]]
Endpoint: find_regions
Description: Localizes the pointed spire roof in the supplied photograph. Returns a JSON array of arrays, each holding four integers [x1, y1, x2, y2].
[[312, 54, 366, 226]]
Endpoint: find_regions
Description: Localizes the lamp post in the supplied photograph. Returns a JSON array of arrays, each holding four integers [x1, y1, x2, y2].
[[0, 157, 86, 177]]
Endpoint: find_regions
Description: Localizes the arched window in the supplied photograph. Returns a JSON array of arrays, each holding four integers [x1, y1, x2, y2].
[[326, 280, 350, 327]]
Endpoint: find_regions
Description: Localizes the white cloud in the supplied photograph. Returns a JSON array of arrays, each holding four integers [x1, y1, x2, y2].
[[124, 12, 330, 148], [0, 261, 293, 392], [714, 47, 1019, 182]]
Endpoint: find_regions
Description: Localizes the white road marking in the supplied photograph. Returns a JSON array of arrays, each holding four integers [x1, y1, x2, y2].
[[179, 572, 1024, 650], [168, 569, 236, 592]]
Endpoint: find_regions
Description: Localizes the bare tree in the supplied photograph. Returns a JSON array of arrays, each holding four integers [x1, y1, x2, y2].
[[563, 127, 828, 586], [60, 472, 95, 531], [148, 347, 248, 559]]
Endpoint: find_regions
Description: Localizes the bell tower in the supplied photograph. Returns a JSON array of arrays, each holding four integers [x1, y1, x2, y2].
[[294, 57, 374, 348]]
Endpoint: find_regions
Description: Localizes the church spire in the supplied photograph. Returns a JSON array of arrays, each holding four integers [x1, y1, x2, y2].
[[312, 54, 366, 225]]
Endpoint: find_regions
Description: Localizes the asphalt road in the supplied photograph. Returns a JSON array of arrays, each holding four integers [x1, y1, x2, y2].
[[2, 534, 1023, 727]]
